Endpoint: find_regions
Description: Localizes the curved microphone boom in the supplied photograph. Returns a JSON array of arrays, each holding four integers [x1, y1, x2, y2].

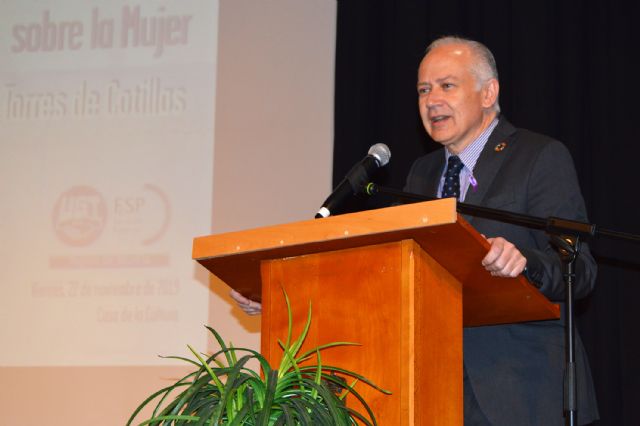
[[315, 143, 391, 218]]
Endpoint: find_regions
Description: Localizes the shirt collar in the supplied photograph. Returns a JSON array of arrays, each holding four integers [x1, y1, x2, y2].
[[444, 118, 499, 171]]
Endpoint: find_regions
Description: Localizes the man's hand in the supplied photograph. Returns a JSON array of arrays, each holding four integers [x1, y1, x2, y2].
[[482, 237, 527, 278], [229, 289, 262, 315]]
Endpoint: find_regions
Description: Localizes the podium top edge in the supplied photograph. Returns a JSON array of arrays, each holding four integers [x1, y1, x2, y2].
[[192, 199, 457, 260]]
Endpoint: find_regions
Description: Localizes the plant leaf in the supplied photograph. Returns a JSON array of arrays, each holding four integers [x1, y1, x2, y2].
[[256, 369, 278, 426], [136, 414, 199, 425]]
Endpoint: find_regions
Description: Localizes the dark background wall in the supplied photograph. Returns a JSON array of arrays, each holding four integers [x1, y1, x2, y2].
[[333, 1, 640, 424]]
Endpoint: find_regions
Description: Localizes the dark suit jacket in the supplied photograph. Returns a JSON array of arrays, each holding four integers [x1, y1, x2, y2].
[[404, 118, 598, 425]]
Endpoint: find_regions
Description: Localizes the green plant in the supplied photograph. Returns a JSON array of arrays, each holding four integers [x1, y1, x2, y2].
[[127, 291, 390, 425]]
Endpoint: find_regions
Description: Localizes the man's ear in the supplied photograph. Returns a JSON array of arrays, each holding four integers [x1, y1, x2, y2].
[[481, 78, 499, 109]]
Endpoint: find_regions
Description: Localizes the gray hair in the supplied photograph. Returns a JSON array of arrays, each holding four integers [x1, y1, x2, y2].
[[425, 36, 501, 112]]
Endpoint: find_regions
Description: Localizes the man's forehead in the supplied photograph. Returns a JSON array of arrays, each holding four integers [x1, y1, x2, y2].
[[421, 44, 471, 66], [418, 47, 473, 81], [418, 58, 470, 82]]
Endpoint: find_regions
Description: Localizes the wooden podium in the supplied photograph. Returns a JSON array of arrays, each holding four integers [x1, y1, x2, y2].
[[193, 199, 559, 425]]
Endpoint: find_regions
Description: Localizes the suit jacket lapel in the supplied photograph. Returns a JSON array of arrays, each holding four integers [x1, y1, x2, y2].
[[463, 118, 517, 224]]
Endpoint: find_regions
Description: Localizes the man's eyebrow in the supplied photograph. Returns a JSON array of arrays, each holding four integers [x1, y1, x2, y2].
[[417, 75, 459, 86]]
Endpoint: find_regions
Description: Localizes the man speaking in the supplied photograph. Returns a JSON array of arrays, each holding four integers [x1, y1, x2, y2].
[[233, 36, 599, 425]]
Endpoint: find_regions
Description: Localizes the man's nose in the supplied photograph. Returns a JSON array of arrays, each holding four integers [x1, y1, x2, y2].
[[425, 88, 443, 108]]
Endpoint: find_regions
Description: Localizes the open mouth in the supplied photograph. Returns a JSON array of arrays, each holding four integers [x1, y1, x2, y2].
[[430, 115, 450, 124]]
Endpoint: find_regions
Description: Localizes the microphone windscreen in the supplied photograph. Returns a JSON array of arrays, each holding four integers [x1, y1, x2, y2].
[[368, 143, 391, 166]]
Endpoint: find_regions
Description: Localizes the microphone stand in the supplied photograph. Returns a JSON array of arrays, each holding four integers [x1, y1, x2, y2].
[[551, 234, 579, 426], [364, 183, 640, 426]]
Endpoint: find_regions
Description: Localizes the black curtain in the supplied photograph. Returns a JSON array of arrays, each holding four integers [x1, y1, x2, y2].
[[333, 1, 640, 424]]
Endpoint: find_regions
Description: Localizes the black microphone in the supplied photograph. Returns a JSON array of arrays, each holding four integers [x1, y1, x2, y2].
[[315, 143, 391, 218]]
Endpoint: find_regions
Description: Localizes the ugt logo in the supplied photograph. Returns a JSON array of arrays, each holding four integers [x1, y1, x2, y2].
[[52, 186, 107, 247]]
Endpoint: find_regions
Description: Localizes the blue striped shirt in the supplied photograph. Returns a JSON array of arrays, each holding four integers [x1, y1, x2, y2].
[[438, 118, 499, 201]]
